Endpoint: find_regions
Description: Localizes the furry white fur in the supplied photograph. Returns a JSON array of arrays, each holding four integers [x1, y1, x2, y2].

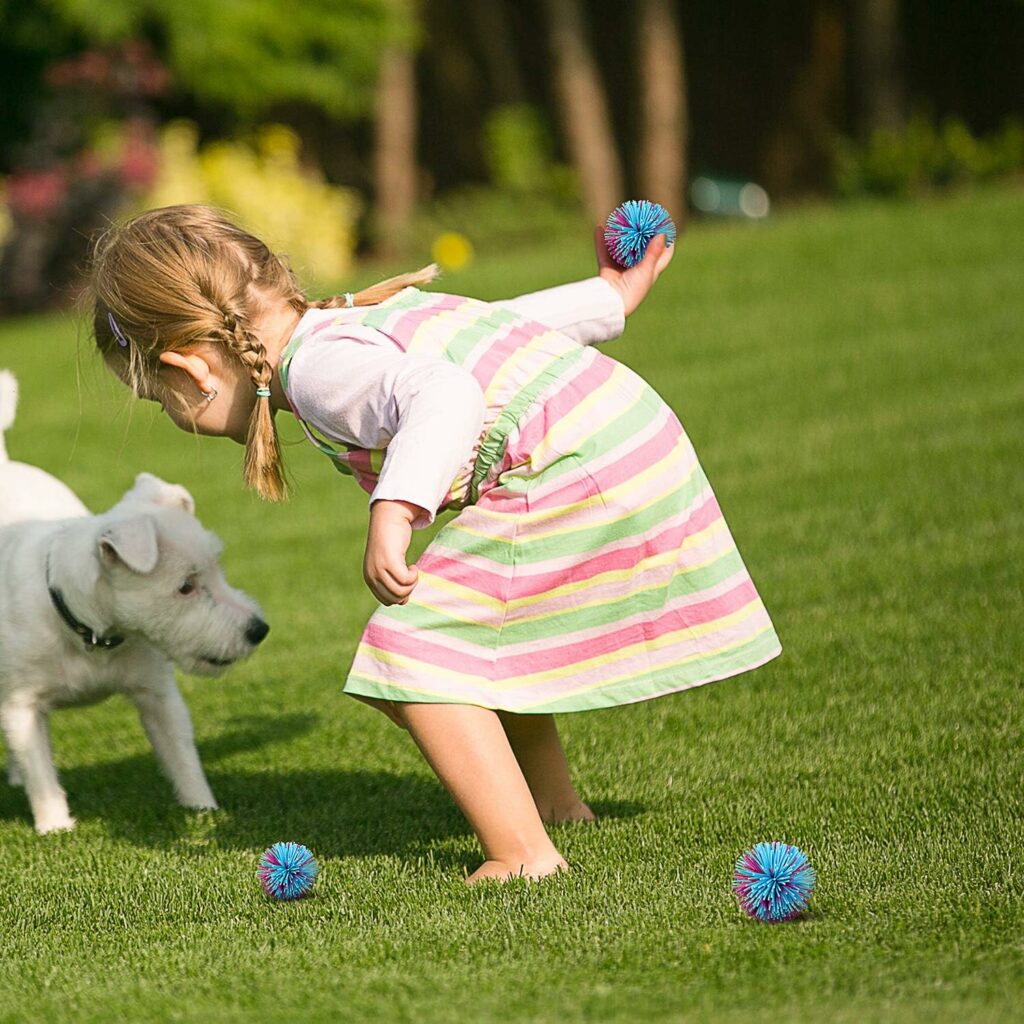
[[0, 371, 268, 833]]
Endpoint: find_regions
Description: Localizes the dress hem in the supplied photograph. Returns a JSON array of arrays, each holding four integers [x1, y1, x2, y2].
[[342, 638, 783, 715]]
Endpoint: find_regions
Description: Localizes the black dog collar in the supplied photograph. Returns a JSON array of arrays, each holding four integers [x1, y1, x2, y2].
[[45, 552, 124, 651]]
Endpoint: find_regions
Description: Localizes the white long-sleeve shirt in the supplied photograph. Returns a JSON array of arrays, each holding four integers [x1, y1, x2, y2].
[[284, 276, 626, 525]]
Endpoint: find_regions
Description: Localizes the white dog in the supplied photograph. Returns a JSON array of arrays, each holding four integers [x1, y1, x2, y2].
[[0, 370, 268, 833], [0, 372, 89, 525]]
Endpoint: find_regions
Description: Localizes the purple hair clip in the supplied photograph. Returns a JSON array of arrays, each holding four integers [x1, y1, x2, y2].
[[107, 311, 129, 348]]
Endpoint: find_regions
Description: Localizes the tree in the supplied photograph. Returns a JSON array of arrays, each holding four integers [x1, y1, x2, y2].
[[540, 0, 624, 223], [637, 0, 688, 225], [373, 0, 419, 256], [760, 0, 845, 196], [44, 0, 410, 121], [851, 0, 906, 135], [467, 0, 526, 104]]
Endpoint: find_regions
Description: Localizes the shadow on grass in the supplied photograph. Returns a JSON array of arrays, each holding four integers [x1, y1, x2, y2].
[[0, 714, 645, 865]]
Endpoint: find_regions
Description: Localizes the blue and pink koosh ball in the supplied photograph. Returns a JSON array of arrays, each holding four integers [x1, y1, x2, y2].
[[255, 839, 815, 918], [257, 841, 319, 900], [604, 199, 676, 268], [733, 841, 816, 922]]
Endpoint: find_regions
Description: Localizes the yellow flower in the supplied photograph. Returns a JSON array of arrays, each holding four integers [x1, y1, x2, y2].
[[431, 232, 474, 271]]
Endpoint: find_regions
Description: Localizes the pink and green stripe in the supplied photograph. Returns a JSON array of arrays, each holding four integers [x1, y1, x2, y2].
[[284, 287, 781, 714]]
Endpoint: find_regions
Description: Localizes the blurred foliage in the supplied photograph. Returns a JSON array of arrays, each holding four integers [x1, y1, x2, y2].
[[42, 0, 415, 119], [408, 186, 585, 268], [406, 102, 584, 264], [483, 104, 553, 194], [833, 114, 1024, 198], [0, 40, 168, 310], [482, 103, 578, 201], [139, 120, 361, 287]]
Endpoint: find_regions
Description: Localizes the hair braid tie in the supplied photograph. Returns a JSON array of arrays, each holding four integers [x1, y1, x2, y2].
[[217, 308, 285, 501]]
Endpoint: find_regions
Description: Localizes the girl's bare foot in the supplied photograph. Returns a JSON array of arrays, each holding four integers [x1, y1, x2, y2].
[[541, 798, 598, 825], [498, 713, 596, 824], [398, 703, 568, 885], [466, 853, 569, 884]]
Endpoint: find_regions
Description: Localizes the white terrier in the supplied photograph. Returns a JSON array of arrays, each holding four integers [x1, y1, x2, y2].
[[0, 371, 89, 525], [0, 370, 269, 833]]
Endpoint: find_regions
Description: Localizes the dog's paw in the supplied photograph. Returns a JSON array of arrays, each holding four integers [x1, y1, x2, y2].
[[35, 811, 76, 835], [179, 796, 219, 811]]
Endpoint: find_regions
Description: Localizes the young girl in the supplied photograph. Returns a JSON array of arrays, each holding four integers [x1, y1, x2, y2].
[[90, 204, 781, 883]]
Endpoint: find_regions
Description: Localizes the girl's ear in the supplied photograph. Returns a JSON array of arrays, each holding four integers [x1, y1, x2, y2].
[[159, 349, 213, 390]]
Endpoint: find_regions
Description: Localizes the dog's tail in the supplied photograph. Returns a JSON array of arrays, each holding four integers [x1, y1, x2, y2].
[[0, 370, 17, 462]]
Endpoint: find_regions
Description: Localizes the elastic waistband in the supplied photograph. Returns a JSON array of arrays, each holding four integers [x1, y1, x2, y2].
[[468, 346, 587, 504]]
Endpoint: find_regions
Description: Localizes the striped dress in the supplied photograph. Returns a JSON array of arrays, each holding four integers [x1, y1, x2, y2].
[[279, 287, 781, 713]]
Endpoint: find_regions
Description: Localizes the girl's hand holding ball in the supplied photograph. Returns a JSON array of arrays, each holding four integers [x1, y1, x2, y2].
[[596, 199, 677, 316]]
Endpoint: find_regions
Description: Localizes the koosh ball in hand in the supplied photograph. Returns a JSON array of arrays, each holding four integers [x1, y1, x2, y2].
[[603, 199, 677, 268]]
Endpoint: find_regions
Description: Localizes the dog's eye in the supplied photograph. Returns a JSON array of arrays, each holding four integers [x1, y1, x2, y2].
[[178, 579, 196, 596]]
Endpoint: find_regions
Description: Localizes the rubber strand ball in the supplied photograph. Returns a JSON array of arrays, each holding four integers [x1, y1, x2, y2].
[[604, 199, 676, 268], [257, 841, 319, 900], [733, 841, 815, 922]]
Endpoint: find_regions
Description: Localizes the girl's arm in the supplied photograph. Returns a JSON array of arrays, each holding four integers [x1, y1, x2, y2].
[[494, 227, 674, 346], [365, 359, 484, 603], [286, 337, 485, 604], [497, 276, 626, 346]]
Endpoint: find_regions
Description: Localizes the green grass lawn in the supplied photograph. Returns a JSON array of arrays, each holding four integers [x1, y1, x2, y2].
[[0, 185, 1021, 1023]]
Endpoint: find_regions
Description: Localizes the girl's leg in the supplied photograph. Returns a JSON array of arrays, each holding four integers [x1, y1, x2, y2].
[[350, 693, 407, 729], [497, 712, 597, 823], [397, 702, 568, 883]]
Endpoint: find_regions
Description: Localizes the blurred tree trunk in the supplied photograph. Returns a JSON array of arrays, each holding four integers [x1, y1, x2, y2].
[[761, 1, 845, 196], [468, 0, 525, 103], [540, 0, 624, 223], [373, 3, 418, 258], [851, 0, 905, 135], [637, 0, 688, 226]]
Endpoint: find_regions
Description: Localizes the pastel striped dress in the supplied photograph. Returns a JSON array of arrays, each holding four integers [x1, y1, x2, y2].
[[279, 287, 781, 713]]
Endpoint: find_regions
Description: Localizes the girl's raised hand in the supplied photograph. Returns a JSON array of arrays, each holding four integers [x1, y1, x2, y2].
[[364, 500, 421, 605], [594, 225, 676, 317]]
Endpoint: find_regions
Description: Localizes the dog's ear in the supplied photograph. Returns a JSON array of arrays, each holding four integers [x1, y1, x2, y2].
[[99, 515, 160, 574], [127, 472, 196, 515]]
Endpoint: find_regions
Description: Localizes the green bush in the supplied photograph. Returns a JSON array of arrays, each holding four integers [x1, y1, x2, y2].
[[832, 114, 1024, 198], [137, 120, 360, 287]]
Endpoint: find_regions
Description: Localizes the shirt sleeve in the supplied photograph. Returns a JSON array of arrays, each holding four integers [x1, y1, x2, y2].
[[285, 331, 486, 528], [496, 276, 626, 346]]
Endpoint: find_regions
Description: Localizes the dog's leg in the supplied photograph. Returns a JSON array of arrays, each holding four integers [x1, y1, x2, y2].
[[7, 710, 53, 787], [6, 755, 23, 787], [129, 675, 218, 810], [0, 700, 75, 833]]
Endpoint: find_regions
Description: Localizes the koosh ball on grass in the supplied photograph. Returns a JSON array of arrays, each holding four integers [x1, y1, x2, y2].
[[257, 841, 319, 901], [733, 841, 816, 923], [604, 199, 677, 268]]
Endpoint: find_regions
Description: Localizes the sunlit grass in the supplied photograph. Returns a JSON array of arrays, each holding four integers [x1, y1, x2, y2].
[[0, 185, 1021, 1022]]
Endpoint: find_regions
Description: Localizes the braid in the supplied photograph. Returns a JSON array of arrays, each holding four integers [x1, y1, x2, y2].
[[216, 308, 286, 502], [309, 263, 439, 309], [89, 204, 441, 505]]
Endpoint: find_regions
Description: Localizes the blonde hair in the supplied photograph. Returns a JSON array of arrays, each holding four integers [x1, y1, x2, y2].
[[90, 204, 438, 501]]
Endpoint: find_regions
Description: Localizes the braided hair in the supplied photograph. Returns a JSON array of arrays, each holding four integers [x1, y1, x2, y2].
[[90, 204, 437, 501]]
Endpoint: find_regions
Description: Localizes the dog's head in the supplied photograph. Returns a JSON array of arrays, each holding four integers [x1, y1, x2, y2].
[[96, 474, 268, 676]]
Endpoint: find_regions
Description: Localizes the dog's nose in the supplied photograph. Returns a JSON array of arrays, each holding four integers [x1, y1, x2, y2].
[[245, 617, 270, 645]]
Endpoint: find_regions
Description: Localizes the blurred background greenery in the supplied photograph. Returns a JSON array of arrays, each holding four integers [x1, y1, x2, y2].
[[0, 0, 1021, 310]]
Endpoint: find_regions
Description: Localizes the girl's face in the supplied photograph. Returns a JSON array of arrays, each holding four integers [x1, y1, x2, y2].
[[111, 300, 298, 445], [123, 345, 260, 445]]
